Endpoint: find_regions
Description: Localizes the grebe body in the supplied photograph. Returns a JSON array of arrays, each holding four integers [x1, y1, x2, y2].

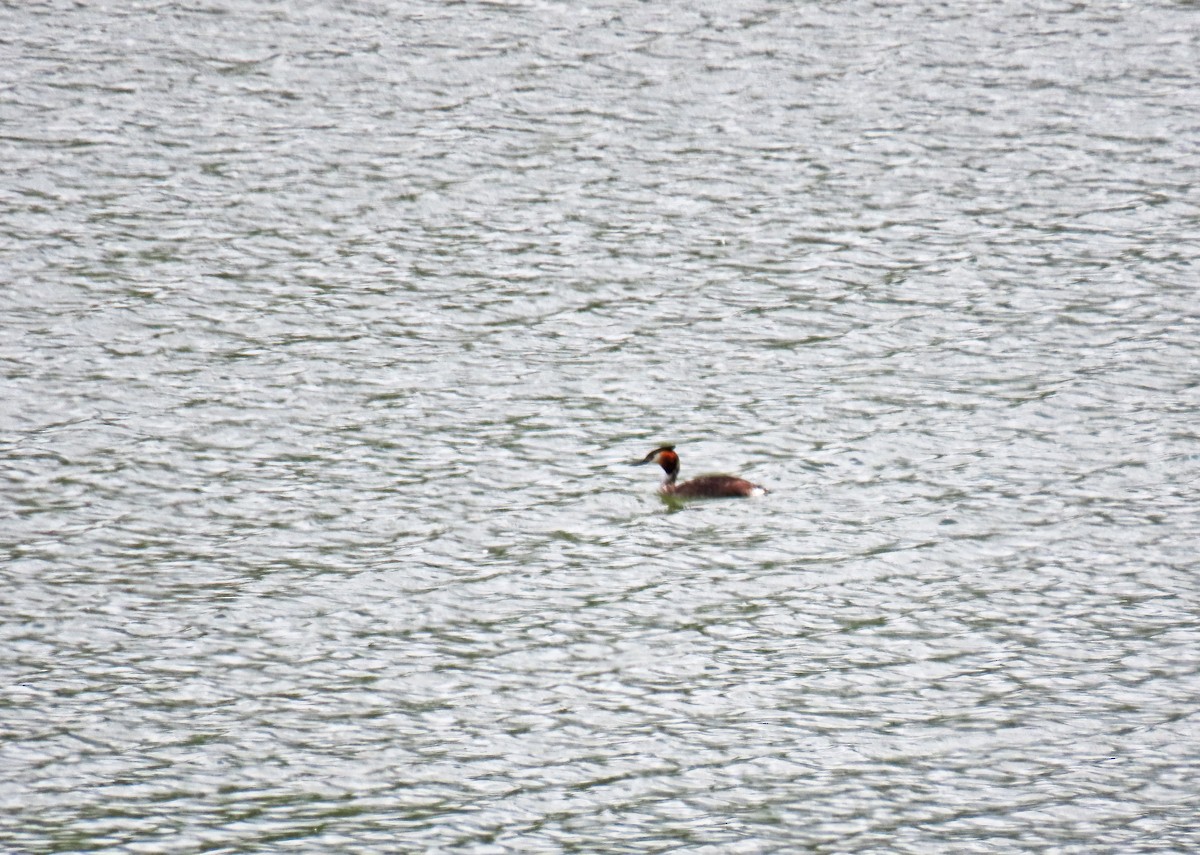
[[634, 445, 766, 499]]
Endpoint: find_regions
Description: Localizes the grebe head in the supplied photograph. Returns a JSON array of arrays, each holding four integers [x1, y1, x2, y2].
[[633, 445, 680, 479]]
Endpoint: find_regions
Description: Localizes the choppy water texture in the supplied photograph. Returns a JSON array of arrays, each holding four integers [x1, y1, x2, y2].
[[3, 0, 1200, 852]]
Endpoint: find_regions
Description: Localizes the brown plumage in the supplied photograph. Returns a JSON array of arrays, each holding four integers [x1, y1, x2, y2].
[[633, 445, 767, 499]]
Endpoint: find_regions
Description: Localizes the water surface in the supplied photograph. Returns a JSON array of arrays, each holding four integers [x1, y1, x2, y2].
[[2, 0, 1199, 852]]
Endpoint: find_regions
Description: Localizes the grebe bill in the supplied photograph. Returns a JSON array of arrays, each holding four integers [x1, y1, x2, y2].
[[633, 445, 767, 499]]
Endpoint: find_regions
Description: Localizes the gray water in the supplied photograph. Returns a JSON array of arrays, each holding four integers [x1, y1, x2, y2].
[[3, 0, 1199, 852]]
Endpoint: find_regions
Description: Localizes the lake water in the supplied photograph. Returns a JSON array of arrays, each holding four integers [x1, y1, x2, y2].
[[2, 1, 1199, 852]]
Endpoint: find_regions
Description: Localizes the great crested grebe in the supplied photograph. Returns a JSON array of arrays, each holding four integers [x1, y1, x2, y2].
[[633, 445, 767, 499]]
